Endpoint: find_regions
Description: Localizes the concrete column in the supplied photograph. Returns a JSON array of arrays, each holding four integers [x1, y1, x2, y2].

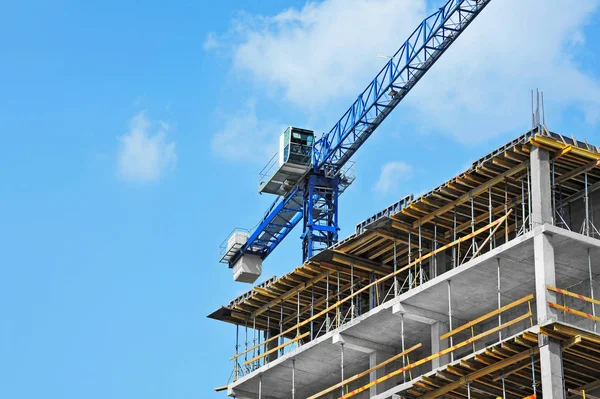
[[534, 233, 559, 323], [539, 336, 564, 398], [431, 322, 449, 369], [530, 147, 552, 227], [369, 351, 387, 396], [531, 147, 563, 398]]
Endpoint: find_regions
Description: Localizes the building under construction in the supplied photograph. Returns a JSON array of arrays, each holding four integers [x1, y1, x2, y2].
[[210, 127, 600, 399]]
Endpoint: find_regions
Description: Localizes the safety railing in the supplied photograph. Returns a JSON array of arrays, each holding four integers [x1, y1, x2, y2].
[[340, 293, 535, 398], [547, 285, 600, 325]]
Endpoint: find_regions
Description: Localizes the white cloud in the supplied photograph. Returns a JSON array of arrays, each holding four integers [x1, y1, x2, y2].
[[405, 0, 600, 142], [117, 111, 176, 183], [211, 100, 282, 163], [231, 0, 427, 108], [217, 0, 600, 142], [374, 161, 412, 194], [203, 32, 221, 51]]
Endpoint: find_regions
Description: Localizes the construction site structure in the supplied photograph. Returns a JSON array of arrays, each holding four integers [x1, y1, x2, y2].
[[210, 127, 600, 398]]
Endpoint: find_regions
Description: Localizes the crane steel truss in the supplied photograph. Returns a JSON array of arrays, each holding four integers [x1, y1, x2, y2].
[[230, 0, 492, 267]]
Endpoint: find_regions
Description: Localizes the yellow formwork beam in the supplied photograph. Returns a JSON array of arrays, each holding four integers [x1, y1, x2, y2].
[[441, 293, 534, 340]]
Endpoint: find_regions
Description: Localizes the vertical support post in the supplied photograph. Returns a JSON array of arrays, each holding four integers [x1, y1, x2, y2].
[[467, 381, 471, 399], [497, 258, 502, 341], [393, 239, 398, 297], [337, 271, 340, 328], [326, 271, 330, 332], [296, 291, 300, 347], [234, 324, 239, 381], [489, 186, 494, 250], [258, 374, 262, 399], [584, 171, 590, 236], [244, 321, 248, 368], [527, 164, 532, 231], [340, 342, 345, 397], [551, 160, 556, 225], [521, 177, 527, 234], [401, 314, 406, 383], [452, 207, 457, 268], [470, 196, 476, 257], [501, 375, 506, 399], [311, 283, 314, 340], [351, 263, 355, 320], [589, 248, 597, 332], [279, 301, 284, 356], [253, 317, 257, 362], [408, 232, 413, 288], [292, 359, 296, 399], [531, 354, 537, 398], [265, 312, 270, 365], [447, 280, 454, 362], [505, 180, 509, 243], [433, 218, 438, 277], [418, 224, 423, 285]]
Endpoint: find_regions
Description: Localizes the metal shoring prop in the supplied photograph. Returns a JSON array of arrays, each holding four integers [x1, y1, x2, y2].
[[393, 239, 398, 297], [258, 374, 262, 399], [340, 342, 345, 397], [279, 301, 283, 356], [448, 279, 454, 362], [585, 171, 590, 236], [434, 218, 438, 277], [244, 319, 248, 372], [292, 359, 296, 399], [521, 176, 526, 234], [351, 263, 354, 321], [266, 311, 270, 365], [498, 258, 502, 341], [527, 165, 532, 230], [234, 324, 239, 380], [418, 224, 423, 286], [253, 317, 257, 365], [505, 180, 509, 243], [531, 353, 537, 397], [337, 271, 341, 328], [326, 271, 330, 332], [297, 291, 300, 347], [401, 313, 406, 383], [489, 187, 493, 251], [408, 231, 413, 289], [589, 248, 597, 332], [453, 207, 457, 269], [471, 196, 476, 258], [311, 282, 314, 340], [552, 160, 556, 225]]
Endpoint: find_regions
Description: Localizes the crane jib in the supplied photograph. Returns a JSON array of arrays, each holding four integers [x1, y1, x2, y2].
[[227, 0, 493, 272], [314, 0, 491, 173]]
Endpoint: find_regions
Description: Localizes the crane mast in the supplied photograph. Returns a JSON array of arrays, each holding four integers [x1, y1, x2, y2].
[[220, 0, 492, 283]]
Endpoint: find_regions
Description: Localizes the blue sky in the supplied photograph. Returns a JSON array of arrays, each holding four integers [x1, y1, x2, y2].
[[1, 1, 600, 398]]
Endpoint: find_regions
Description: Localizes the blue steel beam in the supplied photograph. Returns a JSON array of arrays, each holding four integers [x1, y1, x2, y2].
[[233, 0, 492, 266]]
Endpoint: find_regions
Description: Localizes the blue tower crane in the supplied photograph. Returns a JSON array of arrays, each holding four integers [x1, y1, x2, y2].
[[220, 0, 492, 283]]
